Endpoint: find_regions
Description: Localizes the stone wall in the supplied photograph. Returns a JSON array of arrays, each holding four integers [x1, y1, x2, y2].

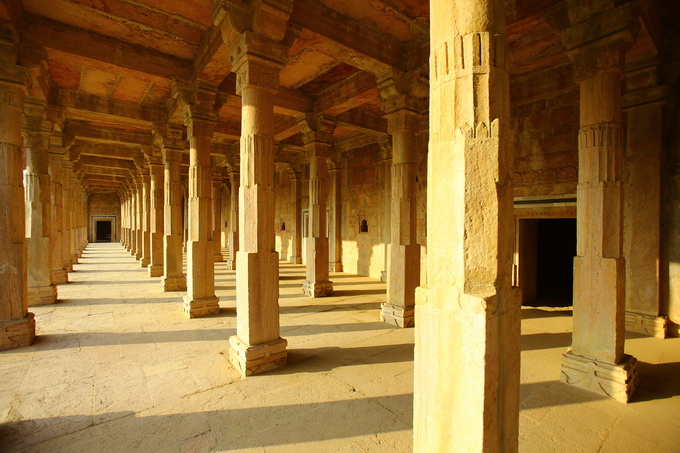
[[88, 193, 121, 242], [341, 147, 386, 278]]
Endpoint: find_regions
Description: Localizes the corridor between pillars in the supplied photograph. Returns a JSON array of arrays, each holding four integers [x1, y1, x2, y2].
[[413, 0, 520, 451]]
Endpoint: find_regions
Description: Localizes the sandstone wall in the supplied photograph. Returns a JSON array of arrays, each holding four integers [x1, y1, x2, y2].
[[88, 193, 121, 242]]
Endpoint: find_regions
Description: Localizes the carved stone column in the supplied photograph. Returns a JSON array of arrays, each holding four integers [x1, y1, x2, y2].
[[67, 170, 79, 266], [148, 158, 164, 277], [414, 0, 520, 450], [288, 171, 302, 264], [61, 159, 74, 271], [380, 104, 422, 328], [182, 84, 219, 318], [23, 100, 57, 306], [228, 32, 288, 376], [121, 189, 129, 249], [560, 8, 639, 402], [0, 57, 36, 350], [298, 114, 334, 297], [133, 173, 143, 260], [128, 177, 138, 256], [212, 169, 224, 262], [379, 141, 391, 283], [225, 170, 239, 270], [139, 166, 151, 268], [328, 160, 343, 272], [161, 131, 187, 292]]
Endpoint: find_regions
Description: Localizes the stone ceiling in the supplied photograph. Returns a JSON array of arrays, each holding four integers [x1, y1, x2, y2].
[[0, 0, 674, 194]]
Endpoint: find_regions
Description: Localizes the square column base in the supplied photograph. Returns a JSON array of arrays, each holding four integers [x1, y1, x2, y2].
[[28, 285, 58, 306], [289, 255, 302, 264], [380, 271, 387, 283], [625, 311, 667, 338], [0, 313, 36, 351], [140, 258, 150, 268], [183, 295, 220, 318], [302, 280, 333, 297], [70, 254, 79, 265], [330, 262, 343, 272], [225, 260, 236, 270], [561, 350, 638, 403], [64, 260, 73, 272], [380, 303, 415, 328], [161, 276, 187, 292], [52, 268, 68, 285], [134, 252, 142, 260], [214, 254, 224, 262], [148, 265, 163, 277], [228, 335, 288, 377]]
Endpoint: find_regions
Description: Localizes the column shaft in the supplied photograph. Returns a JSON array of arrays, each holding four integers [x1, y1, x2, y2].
[[212, 177, 224, 262], [226, 171, 239, 270], [303, 155, 332, 297], [414, 0, 520, 450], [161, 148, 187, 291], [140, 172, 151, 267], [328, 167, 343, 272], [148, 163, 164, 277], [289, 175, 302, 264]]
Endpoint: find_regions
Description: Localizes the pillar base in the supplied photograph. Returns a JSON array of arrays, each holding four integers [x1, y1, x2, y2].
[[64, 259, 73, 272], [380, 271, 387, 283], [214, 253, 224, 262], [0, 313, 36, 351], [148, 265, 163, 278], [52, 268, 68, 285], [70, 254, 78, 265], [302, 280, 333, 297], [560, 350, 638, 403], [228, 335, 288, 377], [134, 252, 142, 261], [330, 262, 343, 272], [28, 285, 58, 306], [625, 311, 667, 338], [140, 258, 150, 267], [161, 276, 187, 292], [183, 295, 220, 318], [380, 303, 415, 328], [289, 255, 302, 264]]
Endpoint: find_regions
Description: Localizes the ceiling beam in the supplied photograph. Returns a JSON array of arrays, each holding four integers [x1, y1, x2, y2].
[[314, 71, 377, 115], [65, 121, 153, 146], [336, 108, 388, 135], [79, 155, 135, 170], [23, 13, 191, 81]]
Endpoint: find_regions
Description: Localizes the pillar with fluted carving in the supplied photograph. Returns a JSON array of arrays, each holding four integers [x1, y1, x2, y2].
[[413, 0, 520, 450], [560, 6, 639, 403], [0, 59, 36, 350], [161, 135, 187, 291]]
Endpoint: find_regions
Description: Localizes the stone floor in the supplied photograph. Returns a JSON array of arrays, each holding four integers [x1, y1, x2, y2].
[[0, 243, 678, 452]]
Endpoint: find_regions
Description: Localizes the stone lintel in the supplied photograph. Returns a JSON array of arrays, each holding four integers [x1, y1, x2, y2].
[[561, 350, 638, 403], [161, 276, 187, 292], [561, 3, 639, 53], [302, 280, 333, 298], [380, 302, 414, 328], [228, 335, 288, 377], [27, 285, 57, 306], [183, 295, 220, 318], [148, 265, 163, 278], [625, 311, 667, 338], [0, 313, 36, 351]]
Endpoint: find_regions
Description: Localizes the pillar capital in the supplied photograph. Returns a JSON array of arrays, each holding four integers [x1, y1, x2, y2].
[[233, 43, 285, 95]]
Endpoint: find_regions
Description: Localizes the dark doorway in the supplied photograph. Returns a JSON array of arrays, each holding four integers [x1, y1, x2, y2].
[[520, 218, 576, 307], [96, 220, 112, 242]]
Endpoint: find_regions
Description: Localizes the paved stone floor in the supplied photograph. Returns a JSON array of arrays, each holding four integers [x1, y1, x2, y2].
[[0, 243, 678, 452]]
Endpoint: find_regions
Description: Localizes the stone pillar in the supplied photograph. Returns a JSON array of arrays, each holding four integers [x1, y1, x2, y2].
[[225, 170, 239, 270], [298, 114, 334, 297], [560, 11, 638, 403], [139, 168, 151, 267], [381, 108, 421, 328], [414, 0, 520, 451], [128, 178, 138, 256], [148, 158, 164, 277], [67, 172, 79, 266], [134, 174, 143, 261], [228, 33, 288, 376], [61, 160, 73, 272], [182, 87, 219, 318], [23, 101, 57, 306], [380, 144, 392, 283], [328, 162, 343, 272], [0, 57, 36, 350], [212, 170, 224, 262], [288, 171, 302, 264], [121, 189, 129, 248], [161, 134, 187, 292]]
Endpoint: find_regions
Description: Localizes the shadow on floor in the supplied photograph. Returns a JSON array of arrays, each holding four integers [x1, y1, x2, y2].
[[281, 302, 382, 313], [521, 308, 573, 319], [520, 332, 572, 351], [282, 321, 393, 337], [633, 361, 680, 402], [331, 289, 386, 297]]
